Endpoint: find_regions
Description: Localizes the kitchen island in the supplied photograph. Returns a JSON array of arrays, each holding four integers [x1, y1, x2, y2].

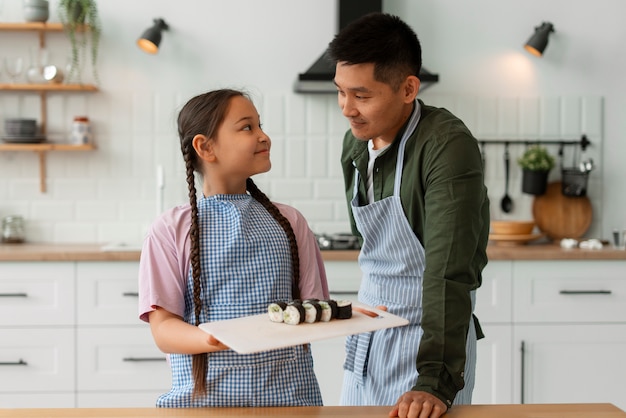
[[0, 403, 624, 418]]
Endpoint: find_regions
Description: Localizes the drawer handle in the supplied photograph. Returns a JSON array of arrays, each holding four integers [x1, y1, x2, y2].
[[123, 357, 166, 362], [0, 292, 28, 297], [328, 291, 358, 296], [122, 292, 139, 297], [559, 290, 612, 295], [0, 359, 28, 366]]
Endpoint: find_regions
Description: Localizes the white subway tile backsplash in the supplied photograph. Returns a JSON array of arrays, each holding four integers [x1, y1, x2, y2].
[[0, 92, 603, 242]]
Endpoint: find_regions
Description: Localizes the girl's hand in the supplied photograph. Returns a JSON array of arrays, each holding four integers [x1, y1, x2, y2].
[[206, 334, 229, 351]]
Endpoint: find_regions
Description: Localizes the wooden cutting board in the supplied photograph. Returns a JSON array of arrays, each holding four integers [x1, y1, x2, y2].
[[532, 181, 592, 240]]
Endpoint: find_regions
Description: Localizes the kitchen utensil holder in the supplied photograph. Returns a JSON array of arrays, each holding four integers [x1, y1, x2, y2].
[[561, 168, 589, 197]]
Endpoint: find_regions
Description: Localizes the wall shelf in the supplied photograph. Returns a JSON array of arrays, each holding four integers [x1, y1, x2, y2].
[[0, 22, 98, 193], [0, 143, 96, 193]]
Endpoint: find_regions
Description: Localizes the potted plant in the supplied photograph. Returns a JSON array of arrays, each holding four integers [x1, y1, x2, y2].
[[517, 145, 555, 195], [57, 0, 101, 84]]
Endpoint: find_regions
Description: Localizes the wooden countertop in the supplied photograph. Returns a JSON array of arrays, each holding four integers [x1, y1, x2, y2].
[[1, 242, 625, 262], [0, 404, 624, 417]]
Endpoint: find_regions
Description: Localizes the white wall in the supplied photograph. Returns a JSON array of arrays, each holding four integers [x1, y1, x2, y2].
[[0, 0, 623, 245]]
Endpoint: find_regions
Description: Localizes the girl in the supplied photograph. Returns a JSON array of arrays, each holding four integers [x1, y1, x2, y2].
[[138, 89, 329, 407]]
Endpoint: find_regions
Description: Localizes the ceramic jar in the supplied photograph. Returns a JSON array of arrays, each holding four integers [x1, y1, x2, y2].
[[71, 116, 92, 145], [23, 0, 50, 23]]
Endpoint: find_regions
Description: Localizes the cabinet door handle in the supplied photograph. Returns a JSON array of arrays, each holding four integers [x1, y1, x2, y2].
[[520, 340, 526, 404], [122, 292, 139, 297], [559, 290, 612, 295], [328, 291, 358, 296], [0, 292, 28, 297], [122, 357, 166, 362], [0, 359, 28, 366]]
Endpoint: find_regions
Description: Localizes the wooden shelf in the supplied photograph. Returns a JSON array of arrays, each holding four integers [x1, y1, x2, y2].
[[0, 22, 65, 31], [0, 83, 98, 92], [0, 142, 94, 152], [0, 22, 88, 48], [0, 142, 95, 193], [0, 22, 98, 193]]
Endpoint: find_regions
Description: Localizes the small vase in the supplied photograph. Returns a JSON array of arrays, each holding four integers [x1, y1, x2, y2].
[[522, 169, 549, 195]]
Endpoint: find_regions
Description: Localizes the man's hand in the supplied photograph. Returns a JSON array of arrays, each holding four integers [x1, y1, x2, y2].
[[389, 390, 447, 418]]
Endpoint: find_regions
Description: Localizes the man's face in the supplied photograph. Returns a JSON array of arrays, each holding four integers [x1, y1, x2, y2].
[[334, 62, 415, 147]]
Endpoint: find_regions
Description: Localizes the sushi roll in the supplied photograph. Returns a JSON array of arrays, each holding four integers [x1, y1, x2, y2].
[[267, 301, 287, 323], [318, 300, 333, 322], [323, 299, 339, 320], [303, 301, 322, 323], [283, 301, 306, 325], [335, 300, 353, 319]]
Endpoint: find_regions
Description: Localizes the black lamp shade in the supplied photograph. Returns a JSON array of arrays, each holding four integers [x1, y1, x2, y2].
[[137, 18, 169, 54], [524, 22, 555, 57]]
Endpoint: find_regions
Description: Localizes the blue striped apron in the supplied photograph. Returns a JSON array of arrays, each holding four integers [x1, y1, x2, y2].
[[340, 103, 476, 406], [157, 194, 322, 407]]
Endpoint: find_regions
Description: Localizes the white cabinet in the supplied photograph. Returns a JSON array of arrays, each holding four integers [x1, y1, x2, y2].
[[0, 260, 170, 408], [75, 261, 171, 407], [0, 262, 75, 407], [511, 261, 626, 410], [473, 261, 514, 404], [513, 324, 626, 408], [311, 260, 361, 406], [475, 259, 626, 410]]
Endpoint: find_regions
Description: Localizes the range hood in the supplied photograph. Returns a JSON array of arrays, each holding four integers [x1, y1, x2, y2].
[[294, 0, 439, 94]]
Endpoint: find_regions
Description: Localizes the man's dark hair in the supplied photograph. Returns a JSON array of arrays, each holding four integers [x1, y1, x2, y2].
[[328, 12, 422, 91]]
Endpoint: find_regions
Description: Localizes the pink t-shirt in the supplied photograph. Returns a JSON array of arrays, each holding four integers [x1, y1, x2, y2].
[[138, 202, 329, 322]]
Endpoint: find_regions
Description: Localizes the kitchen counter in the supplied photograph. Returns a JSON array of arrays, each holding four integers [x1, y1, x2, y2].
[[1, 242, 626, 261], [0, 404, 624, 417]]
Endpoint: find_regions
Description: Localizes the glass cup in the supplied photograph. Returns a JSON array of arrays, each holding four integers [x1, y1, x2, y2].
[[612, 229, 626, 250]]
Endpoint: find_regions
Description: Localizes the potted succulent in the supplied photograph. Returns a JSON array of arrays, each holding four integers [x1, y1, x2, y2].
[[517, 145, 555, 195], [57, 0, 101, 84]]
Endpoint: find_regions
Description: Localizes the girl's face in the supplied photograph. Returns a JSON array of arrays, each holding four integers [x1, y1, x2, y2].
[[199, 96, 271, 194]]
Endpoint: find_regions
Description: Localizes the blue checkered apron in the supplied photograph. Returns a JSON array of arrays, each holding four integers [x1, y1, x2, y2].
[[340, 103, 476, 406], [157, 194, 322, 407]]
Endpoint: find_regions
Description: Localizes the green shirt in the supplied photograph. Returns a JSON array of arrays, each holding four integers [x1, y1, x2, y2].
[[341, 99, 490, 405]]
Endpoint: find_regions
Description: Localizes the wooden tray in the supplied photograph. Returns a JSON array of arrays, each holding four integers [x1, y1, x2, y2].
[[532, 181, 592, 240], [199, 301, 409, 354], [489, 233, 544, 246]]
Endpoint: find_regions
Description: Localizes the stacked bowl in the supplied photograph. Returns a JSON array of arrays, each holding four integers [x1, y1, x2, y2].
[[23, 0, 50, 23], [489, 220, 542, 246], [2, 118, 45, 144]]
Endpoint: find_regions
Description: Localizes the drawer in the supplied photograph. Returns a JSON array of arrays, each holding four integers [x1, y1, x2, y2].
[[0, 262, 75, 326], [513, 260, 626, 323], [0, 393, 75, 408], [0, 328, 75, 392], [475, 261, 513, 324], [76, 261, 140, 325], [76, 326, 171, 391], [77, 391, 163, 408]]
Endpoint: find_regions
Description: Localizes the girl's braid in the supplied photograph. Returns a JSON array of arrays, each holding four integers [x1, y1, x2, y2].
[[246, 178, 300, 300]]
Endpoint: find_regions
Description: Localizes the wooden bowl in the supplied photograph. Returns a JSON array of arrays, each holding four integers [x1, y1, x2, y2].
[[490, 220, 535, 236]]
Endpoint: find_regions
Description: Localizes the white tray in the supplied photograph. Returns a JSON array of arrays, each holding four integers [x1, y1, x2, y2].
[[199, 301, 409, 354]]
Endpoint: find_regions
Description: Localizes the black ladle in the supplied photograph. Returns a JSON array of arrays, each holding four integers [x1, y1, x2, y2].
[[500, 143, 513, 213]]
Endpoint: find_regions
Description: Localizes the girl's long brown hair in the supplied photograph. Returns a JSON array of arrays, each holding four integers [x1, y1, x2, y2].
[[177, 89, 300, 398]]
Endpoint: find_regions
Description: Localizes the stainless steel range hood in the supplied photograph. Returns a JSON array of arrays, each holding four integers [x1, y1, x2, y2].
[[294, 0, 439, 94]]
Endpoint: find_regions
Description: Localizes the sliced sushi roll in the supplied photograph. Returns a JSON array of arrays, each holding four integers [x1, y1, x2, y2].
[[303, 301, 322, 323], [267, 301, 288, 323], [283, 301, 306, 325], [335, 300, 353, 319], [323, 299, 339, 320], [318, 300, 333, 322]]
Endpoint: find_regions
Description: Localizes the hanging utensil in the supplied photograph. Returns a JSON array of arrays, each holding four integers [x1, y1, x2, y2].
[[500, 143, 513, 213]]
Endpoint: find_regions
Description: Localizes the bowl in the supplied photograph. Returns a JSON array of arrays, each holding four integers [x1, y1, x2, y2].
[[4, 118, 37, 136], [490, 220, 535, 236]]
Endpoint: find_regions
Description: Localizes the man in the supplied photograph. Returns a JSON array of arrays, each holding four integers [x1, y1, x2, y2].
[[327, 12, 490, 418]]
